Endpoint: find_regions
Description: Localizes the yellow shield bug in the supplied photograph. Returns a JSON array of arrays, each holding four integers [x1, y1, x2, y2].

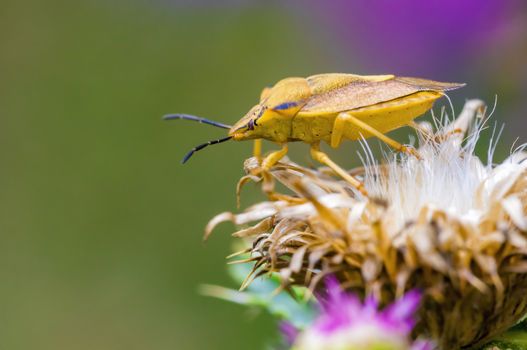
[[165, 73, 464, 195]]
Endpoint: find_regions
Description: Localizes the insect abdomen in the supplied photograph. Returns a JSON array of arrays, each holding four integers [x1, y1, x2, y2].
[[342, 91, 442, 141], [289, 91, 441, 144]]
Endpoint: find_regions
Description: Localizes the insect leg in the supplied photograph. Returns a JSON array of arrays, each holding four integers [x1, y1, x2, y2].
[[253, 139, 262, 159], [262, 144, 289, 171], [259, 144, 300, 203], [338, 113, 422, 159], [330, 112, 348, 148], [310, 143, 368, 196]]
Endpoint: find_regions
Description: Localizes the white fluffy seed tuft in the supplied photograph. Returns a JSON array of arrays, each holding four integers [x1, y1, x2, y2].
[[364, 99, 527, 230]]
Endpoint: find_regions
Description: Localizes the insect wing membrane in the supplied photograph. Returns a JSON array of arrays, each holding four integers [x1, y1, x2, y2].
[[300, 76, 464, 116], [395, 77, 466, 91], [301, 78, 421, 115]]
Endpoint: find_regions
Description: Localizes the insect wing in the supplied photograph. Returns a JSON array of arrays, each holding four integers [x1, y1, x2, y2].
[[307, 73, 393, 95], [300, 75, 464, 115], [394, 77, 466, 91]]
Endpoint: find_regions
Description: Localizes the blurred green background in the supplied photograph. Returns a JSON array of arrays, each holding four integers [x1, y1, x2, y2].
[[1, 1, 526, 349]]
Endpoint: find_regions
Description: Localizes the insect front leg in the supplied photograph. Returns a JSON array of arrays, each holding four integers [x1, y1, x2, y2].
[[253, 139, 262, 160], [256, 144, 305, 203], [262, 144, 289, 171], [259, 144, 289, 200], [309, 142, 368, 196], [335, 112, 422, 159]]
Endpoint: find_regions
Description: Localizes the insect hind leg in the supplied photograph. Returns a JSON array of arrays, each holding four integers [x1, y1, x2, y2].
[[310, 143, 368, 196], [336, 112, 421, 159]]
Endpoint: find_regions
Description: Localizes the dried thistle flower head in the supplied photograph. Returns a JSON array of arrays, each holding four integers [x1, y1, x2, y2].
[[207, 100, 527, 349]]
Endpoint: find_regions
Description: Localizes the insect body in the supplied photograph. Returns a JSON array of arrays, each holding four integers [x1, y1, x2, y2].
[[165, 74, 464, 195]]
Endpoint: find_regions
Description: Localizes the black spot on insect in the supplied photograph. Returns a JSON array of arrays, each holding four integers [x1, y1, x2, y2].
[[247, 119, 255, 130], [257, 107, 266, 118], [252, 106, 266, 126]]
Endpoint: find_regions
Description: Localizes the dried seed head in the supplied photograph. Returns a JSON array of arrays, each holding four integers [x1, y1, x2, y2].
[[207, 100, 527, 349]]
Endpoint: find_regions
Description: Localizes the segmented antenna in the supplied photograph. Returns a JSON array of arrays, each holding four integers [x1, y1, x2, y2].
[[182, 136, 232, 164], [163, 114, 232, 129]]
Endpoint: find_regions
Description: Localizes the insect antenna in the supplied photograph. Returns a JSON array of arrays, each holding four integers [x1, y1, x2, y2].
[[163, 114, 232, 129], [182, 136, 232, 164]]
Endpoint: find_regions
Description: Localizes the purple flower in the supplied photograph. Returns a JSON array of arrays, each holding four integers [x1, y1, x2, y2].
[[292, 276, 432, 350], [279, 321, 299, 347]]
